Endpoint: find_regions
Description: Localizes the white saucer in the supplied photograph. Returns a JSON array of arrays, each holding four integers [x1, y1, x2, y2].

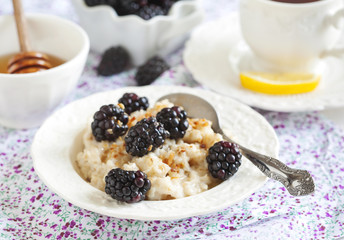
[[228, 41, 326, 76], [183, 13, 344, 112]]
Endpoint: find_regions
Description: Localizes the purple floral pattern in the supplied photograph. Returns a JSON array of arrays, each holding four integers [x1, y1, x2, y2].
[[0, 0, 344, 239]]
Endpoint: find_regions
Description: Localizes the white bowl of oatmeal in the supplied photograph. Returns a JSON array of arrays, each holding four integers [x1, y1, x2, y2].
[[32, 86, 279, 220]]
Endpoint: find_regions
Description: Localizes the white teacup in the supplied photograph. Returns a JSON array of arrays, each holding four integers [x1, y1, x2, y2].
[[239, 0, 344, 72]]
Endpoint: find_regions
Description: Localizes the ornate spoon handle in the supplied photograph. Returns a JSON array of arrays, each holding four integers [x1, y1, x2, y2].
[[221, 134, 315, 196]]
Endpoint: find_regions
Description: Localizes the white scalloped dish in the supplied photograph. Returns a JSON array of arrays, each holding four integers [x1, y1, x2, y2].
[[72, 0, 204, 66], [31, 86, 279, 220]]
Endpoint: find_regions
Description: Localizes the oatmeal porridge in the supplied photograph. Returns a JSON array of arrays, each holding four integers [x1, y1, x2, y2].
[[76, 98, 225, 201]]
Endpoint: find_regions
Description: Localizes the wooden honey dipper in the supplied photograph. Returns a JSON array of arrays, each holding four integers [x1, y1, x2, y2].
[[7, 0, 52, 74]]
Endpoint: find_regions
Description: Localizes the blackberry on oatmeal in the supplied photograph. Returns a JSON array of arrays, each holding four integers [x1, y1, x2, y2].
[[125, 117, 169, 157], [91, 104, 129, 141], [118, 92, 149, 115], [105, 168, 151, 203], [207, 141, 242, 180], [156, 106, 189, 139]]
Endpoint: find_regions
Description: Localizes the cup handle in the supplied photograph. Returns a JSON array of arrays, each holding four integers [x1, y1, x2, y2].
[[327, 8, 344, 29], [320, 48, 344, 58], [320, 8, 344, 58]]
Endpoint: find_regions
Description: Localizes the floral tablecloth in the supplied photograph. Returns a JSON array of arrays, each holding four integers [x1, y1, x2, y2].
[[1, 0, 344, 239]]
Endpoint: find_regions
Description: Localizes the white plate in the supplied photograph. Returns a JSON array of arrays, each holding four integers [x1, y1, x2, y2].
[[183, 13, 344, 112], [32, 86, 279, 220]]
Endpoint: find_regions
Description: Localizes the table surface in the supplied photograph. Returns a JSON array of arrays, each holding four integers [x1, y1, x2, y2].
[[1, 0, 344, 239]]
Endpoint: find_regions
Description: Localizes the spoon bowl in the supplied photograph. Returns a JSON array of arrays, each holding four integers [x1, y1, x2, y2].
[[158, 93, 315, 196]]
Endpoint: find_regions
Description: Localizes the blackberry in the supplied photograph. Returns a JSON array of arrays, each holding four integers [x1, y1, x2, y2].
[[125, 117, 169, 157], [156, 106, 189, 139], [136, 4, 167, 20], [116, 0, 147, 15], [118, 93, 149, 115], [97, 46, 130, 76], [84, 0, 119, 7], [105, 168, 151, 203], [135, 56, 169, 86], [162, 0, 179, 10], [149, 0, 178, 10], [91, 104, 129, 142], [86, 0, 180, 19], [206, 141, 242, 180]]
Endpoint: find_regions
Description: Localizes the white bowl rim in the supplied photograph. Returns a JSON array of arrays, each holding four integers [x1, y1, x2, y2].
[[0, 13, 90, 79]]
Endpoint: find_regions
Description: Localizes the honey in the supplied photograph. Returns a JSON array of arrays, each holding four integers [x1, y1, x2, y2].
[[0, 52, 65, 74]]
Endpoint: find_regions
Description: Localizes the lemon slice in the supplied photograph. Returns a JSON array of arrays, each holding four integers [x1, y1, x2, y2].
[[240, 72, 321, 95]]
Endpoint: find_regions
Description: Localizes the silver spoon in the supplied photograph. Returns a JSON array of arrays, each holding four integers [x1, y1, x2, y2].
[[158, 93, 315, 196]]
